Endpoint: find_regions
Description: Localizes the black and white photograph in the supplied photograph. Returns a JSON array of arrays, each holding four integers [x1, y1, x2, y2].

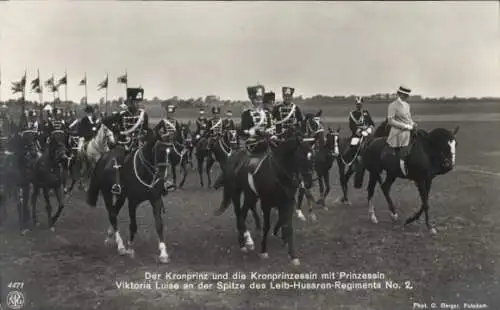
[[0, 1, 498, 309]]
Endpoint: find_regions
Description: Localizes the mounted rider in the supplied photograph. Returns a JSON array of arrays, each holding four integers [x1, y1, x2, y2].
[[26, 110, 40, 131], [48, 107, 66, 132], [271, 86, 303, 138], [222, 110, 236, 131], [348, 96, 375, 153], [102, 87, 148, 195], [195, 107, 209, 141], [112, 87, 149, 151], [0, 103, 15, 165], [207, 106, 223, 148], [156, 104, 180, 145], [75, 105, 98, 151], [387, 85, 416, 176], [240, 85, 273, 154]]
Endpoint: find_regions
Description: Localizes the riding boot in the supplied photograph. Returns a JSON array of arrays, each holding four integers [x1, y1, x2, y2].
[[397, 147, 408, 176]]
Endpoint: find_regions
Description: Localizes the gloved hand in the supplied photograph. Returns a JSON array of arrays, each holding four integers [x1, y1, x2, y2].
[[248, 128, 256, 136]]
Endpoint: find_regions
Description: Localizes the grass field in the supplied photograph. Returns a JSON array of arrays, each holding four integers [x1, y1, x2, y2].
[[1, 101, 499, 310]]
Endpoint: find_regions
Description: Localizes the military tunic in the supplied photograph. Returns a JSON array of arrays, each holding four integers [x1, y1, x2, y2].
[[349, 109, 375, 137], [271, 102, 303, 135]]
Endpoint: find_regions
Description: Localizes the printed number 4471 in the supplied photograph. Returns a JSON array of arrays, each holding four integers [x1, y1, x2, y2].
[[7, 282, 24, 289]]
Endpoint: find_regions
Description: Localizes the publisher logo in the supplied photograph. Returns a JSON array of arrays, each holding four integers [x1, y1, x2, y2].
[[6, 291, 24, 310]]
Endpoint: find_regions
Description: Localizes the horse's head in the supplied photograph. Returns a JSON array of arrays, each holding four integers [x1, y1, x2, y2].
[[20, 130, 40, 160], [326, 126, 341, 156], [427, 126, 459, 173], [275, 130, 316, 189], [96, 123, 116, 149], [303, 110, 324, 139], [48, 130, 69, 164], [180, 123, 193, 147], [225, 129, 239, 146]]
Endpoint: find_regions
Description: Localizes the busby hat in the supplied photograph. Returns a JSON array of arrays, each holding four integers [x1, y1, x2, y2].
[[199, 108, 205, 114], [397, 85, 411, 96], [247, 85, 265, 100], [84, 105, 94, 113], [126, 87, 144, 101], [263, 92, 276, 104], [355, 96, 363, 104], [225, 110, 233, 116], [166, 104, 176, 113], [282, 87, 295, 97], [212, 106, 220, 114]]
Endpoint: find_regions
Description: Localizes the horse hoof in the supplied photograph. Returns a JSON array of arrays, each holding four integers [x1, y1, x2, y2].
[[49, 227, 56, 232], [390, 213, 399, 221], [245, 243, 255, 251], [20, 229, 30, 236], [126, 248, 135, 258], [259, 252, 269, 259], [104, 238, 115, 247], [159, 255, 170, 264], [290, 258, 300, 266], [370, 215, 378, 224], [310, 213, 317, 222], [118, 247, 128, 256], [296, 211, 306, 221], [240, 247, 248, 253], [344, 200, 352, 207], [430, 228, 437, 235]]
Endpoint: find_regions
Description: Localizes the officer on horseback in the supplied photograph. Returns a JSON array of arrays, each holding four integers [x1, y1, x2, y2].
[[271, 86, 303, 137], [387, 85, 416, 176], [347, 96, 375, 154], [157, 104, 180, 145], [208, 106, 223, 136], [195, 107, 209, 140], [222, 110, 236, 131], [240, 85, 273, 153], [26, 110, 40, 130], [114, 87, 149, 150], [48, 108, 66, 132], [76, 105, 98, 149]]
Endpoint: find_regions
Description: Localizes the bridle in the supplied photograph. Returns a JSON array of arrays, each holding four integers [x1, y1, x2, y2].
[[133, 140, 171, 189]]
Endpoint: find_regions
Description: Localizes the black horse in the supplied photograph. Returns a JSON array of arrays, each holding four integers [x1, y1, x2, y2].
[[209, 129, 239, 169], [354, 122, 459, 234], [165, 122, 192, 189], [87, 127, 172, 263], [296, 127, 341, 220], [30, 129, 69, 232], [194, 131, 215, 187], [215, 130, 315, 265]]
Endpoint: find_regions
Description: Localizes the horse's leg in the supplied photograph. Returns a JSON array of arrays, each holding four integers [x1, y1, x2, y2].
[[295, 188, 307, 221], [41, 187, 54, 231], [197, 153, 204, 187], [49, 184, 65, 230], [282, 200, 299, 266], [380, 174, 398, 221], [406, 178, 436, 234], [259, 201, 272, 259], [17, 185, 29, 234], [171, 158, 178, 186], [125, 199, 138, 258], [367, 171, 383, 224], [206, 154, 215, 188], [318, 171, 332, 209], [103, 192, 127, 255], [240, 191, 256, 252], [179, 158, 188, 189], [251, 203, 261, 230], [151, 198, 169, 263], [31, 185, 40, 227], [104, 194, 126, 246]]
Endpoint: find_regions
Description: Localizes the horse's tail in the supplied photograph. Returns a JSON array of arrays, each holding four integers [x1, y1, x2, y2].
[[353, 159, 366, 189], [86, 159, 100, 207]]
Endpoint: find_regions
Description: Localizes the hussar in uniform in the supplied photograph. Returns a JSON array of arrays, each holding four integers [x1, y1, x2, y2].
[[157, 104, 180, 145], [240, 85, 273, 153], [348, 96, 375, 152], [195, 108, 209, 140], [75, 105, 98, 151], [222, 110, 236, 131], [271, 86, 303, 137], [387, 85, 416, 176]]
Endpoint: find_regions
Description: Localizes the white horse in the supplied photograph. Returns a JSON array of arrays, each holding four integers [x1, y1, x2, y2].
[[66, 123, 115, 193]]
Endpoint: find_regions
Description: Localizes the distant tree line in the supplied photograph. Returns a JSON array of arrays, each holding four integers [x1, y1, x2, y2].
[[1, 94, 499, 112]]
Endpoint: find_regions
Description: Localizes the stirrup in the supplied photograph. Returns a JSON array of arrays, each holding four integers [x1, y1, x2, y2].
[[111, 184, 122, 195]]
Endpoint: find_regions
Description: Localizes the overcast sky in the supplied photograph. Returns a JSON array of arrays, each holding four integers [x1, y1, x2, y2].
[[0, 1, 498, 102]]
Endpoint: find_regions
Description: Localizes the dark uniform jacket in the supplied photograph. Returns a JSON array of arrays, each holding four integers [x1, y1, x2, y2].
[[348, 109, 375, 137], [78, 115, 98, 141], [239, 108, 272, 140], [271, 103, 303, 135]]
